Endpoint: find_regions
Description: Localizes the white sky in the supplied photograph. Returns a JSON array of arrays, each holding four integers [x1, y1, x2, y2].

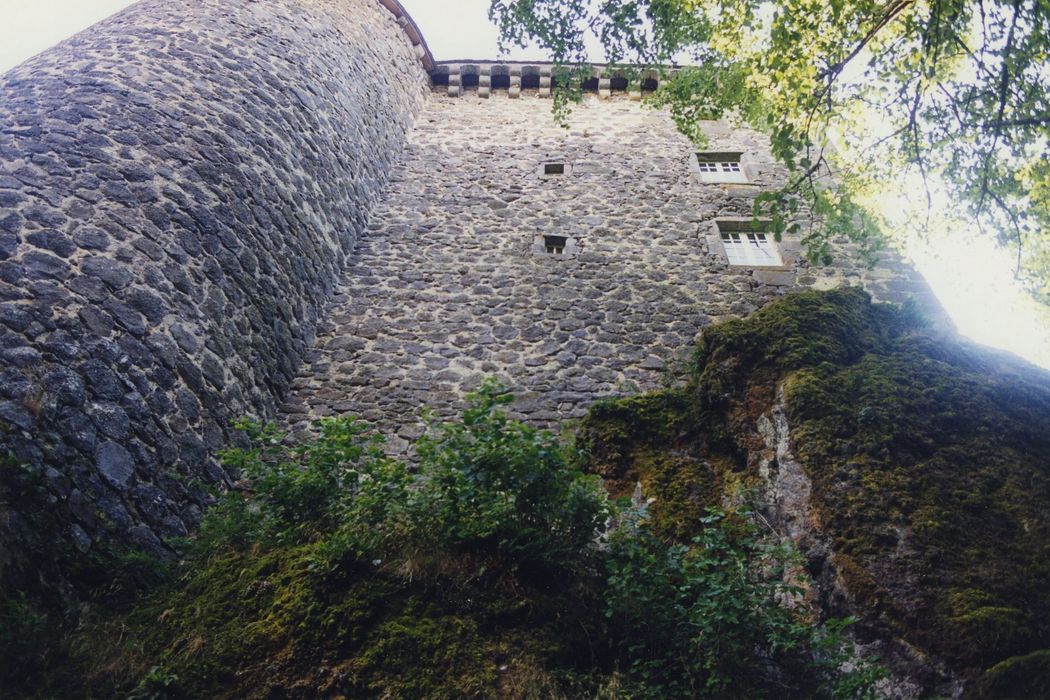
[[402, 0, 549, 61], [0, 0, 1047, 369], [0, 0, 138, 73]]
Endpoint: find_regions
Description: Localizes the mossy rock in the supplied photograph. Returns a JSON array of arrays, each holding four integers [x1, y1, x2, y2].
[[970, 649, 1050, 699], [579, 288, 1050, 691]]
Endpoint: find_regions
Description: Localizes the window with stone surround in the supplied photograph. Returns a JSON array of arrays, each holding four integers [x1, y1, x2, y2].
[[544, 235, 567, 254], [540, 161, 573, 179], [695, 151, 748, 184], [715, 220, 782, 266]]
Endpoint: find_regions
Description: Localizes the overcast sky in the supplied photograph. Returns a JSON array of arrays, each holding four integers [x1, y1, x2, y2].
[[0, 0, 561, 75]]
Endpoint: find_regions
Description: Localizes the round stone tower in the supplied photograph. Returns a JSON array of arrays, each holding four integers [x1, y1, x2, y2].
[[0, 0, 431, 560]]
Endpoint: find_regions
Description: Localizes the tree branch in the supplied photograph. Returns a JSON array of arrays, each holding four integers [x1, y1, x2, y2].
[[976, 0, 1022, 215]]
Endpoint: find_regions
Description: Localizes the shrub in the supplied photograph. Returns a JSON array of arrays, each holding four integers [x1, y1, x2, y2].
[[407, 378, 611, 568], [604, 505, 879, 698], [203, 379, 611, 575]]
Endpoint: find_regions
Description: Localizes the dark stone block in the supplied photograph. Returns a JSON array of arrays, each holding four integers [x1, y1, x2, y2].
[[0, 303, 33, 332], [0, 368, 31, 399], [80, 359, 124, 400], [102, 297, 146, 336], [22, 205, 68, 228], [55, 406, 96, 452], [117, 334, 154, 369], [90, 401, 130, 440], [0, 233, 18, 260], [169, 323, 198, 354], [176, 356, 206, 395], [3, 345, 41, 367], [127, 287, 167, 324], [81, 256, 133, 289], [0, 399, 35, 430], [23, 250, 72, 280], [145, 332, 179, 368], [120, 164, 155, 183], [95, 440, 135, 489], [68, 274, 110, 302], [73, 226, 110, 250], [78, 306, 114, 335], [175, 388, 201, 422], [43, 366, 85, 407], [27, 229, 77, 258], [177, 432, 207, 469], [40, 330, 80, 362], [200, 352, 225, 388], [0, 190, 24, 208], [100, 181, 138, 206]]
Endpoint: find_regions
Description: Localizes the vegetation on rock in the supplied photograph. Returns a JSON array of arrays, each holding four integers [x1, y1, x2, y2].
[[5, 288, 1048, 697], [583, 287, 1050, 696], [5, 379, 874, 699]]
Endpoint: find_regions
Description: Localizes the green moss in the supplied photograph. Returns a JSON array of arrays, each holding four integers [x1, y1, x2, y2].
[[971, 649, 1050, 699], [691, 288, 905, 377], [579, 288, 1050, 690], [579, 390, 725, 539], [783, 343, 1050, 671], [348, 597, 498, 698], [64, 543, 577, 699]]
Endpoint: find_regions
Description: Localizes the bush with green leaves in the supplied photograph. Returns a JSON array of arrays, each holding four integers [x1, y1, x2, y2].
[[204, 378, 611, 574], [604, 506, 883, 698], [178, 378, 879, 698], [407, 380, 611, 567]]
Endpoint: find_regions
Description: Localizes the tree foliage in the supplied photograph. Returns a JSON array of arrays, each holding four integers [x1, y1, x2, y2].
[[489, 0, 1050, 299]]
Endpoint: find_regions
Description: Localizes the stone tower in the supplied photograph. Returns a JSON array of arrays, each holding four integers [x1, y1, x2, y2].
[[279, 62, 946, 450], [0, 0, 942, 560]]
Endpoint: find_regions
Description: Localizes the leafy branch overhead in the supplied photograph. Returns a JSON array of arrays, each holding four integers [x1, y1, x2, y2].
[[489, 0, 1050, 299]]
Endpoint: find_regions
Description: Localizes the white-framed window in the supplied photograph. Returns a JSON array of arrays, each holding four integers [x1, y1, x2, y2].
[[695, 152, 748, 183], [697, 161, 741, 174], [720, 231, 782, 266]]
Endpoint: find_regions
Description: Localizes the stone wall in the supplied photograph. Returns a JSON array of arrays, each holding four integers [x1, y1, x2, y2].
[[282, 87, 947, 452], [0, 0, 428, 556]]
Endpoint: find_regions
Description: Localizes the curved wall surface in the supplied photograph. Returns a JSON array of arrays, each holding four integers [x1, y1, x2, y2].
[[0, 0, 428, 555]]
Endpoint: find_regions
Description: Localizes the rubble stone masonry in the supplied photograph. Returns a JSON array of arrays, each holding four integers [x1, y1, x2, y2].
[[281, 83, 946, 452]]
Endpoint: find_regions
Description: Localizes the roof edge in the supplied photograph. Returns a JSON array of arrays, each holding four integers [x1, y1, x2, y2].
[[376, 0, 434, 71]]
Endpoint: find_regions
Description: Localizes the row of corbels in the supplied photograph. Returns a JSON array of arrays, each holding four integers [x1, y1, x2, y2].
[[435, 63, 670, 100]]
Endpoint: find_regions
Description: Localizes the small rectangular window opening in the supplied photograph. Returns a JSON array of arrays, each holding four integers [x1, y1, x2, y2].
[[544, 163, 565, 175], [544, 235, 567, 254], [720, 231, 780, 266]]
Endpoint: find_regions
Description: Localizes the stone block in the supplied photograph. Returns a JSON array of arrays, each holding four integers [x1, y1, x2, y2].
[[753, 269, 797, 286]]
